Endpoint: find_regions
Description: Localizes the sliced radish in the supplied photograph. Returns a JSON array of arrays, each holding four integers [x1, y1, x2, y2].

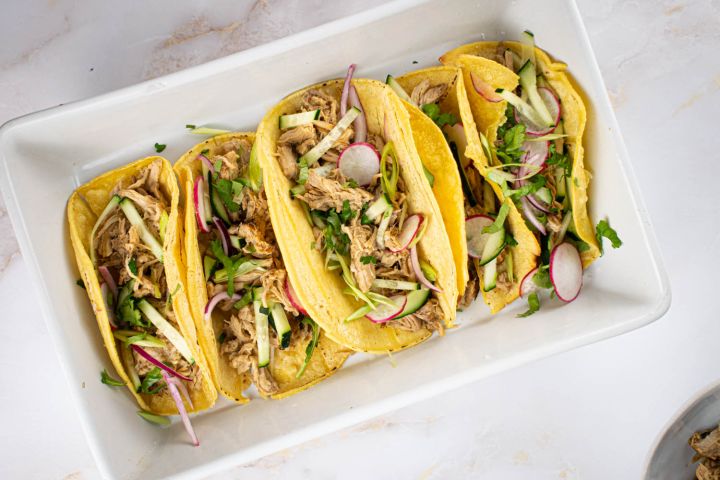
[[470, 72, 502, 102], [389, 214, 423, 253], [549, 242, 583, 302], [517, 140, 549, 183], [465, 214, 494, 258], [338, 143, 380, 186], [519, 267, 539, 298], [410, 246, 442, 293], [365, 295, 407, 323], [193, 176, 210, 233], [285, 279, 307, 315], [514, 87, 561, 136]]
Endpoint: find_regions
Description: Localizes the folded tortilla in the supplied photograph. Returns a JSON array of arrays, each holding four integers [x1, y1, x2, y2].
[[256, 78, 458, 353], [441, 42, 600, 267], [394, 66, 539, 313], [174, 133, 351, 401], [67, 156, 217, 415]]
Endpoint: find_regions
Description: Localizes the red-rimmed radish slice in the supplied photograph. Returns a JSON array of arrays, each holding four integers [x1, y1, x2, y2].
[[285, 279, 307, 315], [517, 140, 549, 182], [465, 214, 494, 258], [410, 246, 442, 293], [514, 87, 562, 137], [160, 370, 199, 446], [519, 267, 539, 298], [365, 295, 407, 323], [338, 143, 380, 186], [549, 242, 583, 302], [204, 291, 242, 321], [193, 176, 210, 233], [470, 72, 502, 102], [389, 214, 423, 253]]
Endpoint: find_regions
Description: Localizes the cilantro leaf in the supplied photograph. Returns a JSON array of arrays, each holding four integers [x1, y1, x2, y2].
[[360, 255, 377, 265], [213, 178, 241, 213], [517, 292, 540, 317], [546, 142, 570, 175], [596, 219, 622, 254], [137, 367, 164, 394], [101, 369, 125, 387], [185, 124, 196, 129], [421, 103, 458, 128], [128, 258, 138, 276], [339, 200, 356, 224], [532, 267, 553, 289], [211, 240, 237, 295], [154, 143, 166, 153], [504, 174, 546, 199]]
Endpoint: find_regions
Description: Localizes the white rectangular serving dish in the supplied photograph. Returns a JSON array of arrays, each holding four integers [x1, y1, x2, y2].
[[0, 0, 669, 478]]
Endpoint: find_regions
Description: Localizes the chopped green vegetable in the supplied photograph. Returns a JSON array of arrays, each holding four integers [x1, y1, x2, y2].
[[517, 292, 540, 317], [595, 219, 622, 254], [546, 142, 570, 175], [532, 267, 553, 289], [100, 369, 124, 387], [245, 142, 262, 192], [211, 240, 237, 296], [297, 158, 309, 185], [213, 178, 241, 213], [188, 126, 231, 136], [296, 317, 319, 378], [128, 258, 138, 276], [421, 103, 457, 128], [233, 289, 254, 310], [137, 410, 171, 426], [137, 367, 164, 394], [116, 281, 147, 328], [380, 141, 399, 202], [76, 279, 85, 290], [360, 255, 377, 265], [154, 143, 166, 153], [422, 164, 435, 187], [340, 200, 356, 223], [185, 124, 196, 129], [419, 260, 437, 282], [483, 202, 510, 234]]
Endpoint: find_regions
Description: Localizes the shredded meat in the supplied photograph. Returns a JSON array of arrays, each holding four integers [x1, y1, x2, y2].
[[458, 270, 480, 310], [298, 170, 373, 212], [342, 224, 376, 292], [302, 89, 339, 124], [260, 269, 298, 315], [691, 426, 720, 479], [410, 79, 449, 106], [276, 144, 298, 179], [252, 358, 280, 395], [394, 298, 443, 333], [229, 223, 275, 258]]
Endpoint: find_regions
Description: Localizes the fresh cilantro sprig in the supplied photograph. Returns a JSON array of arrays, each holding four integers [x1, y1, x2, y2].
[[421, 103, 458, 128], [518, 292, 540, 317], [596, 219, 622, 254]]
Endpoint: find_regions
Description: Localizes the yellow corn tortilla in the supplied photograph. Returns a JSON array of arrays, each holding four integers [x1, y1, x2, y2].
[[67, 156, 217, 415], [441, 42, 600, 267], [256, 78, 458, 353], [174, 133, 351, 401], [395, 66, 539, 313]]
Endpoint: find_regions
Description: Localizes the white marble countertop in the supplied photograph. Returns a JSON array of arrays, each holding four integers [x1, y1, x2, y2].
[[2, 0, 719, 478]]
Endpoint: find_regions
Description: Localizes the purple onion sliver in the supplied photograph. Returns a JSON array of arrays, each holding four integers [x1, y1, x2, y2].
[[98, 266, 118, 298], [527, 193, 551, 213], [198, 154, 215, 173], [168, 376, 194, 410], [340, 64, 356, 117], [204, 291, 242, 321], [161, 370, 199, 446], [348, 85, 367, 143], [521, 196, 547, 235], [410, 246, 442, 293], [100, 283, 118, 328], [212, 217, 230, 256], [131, 344, 192, 381]]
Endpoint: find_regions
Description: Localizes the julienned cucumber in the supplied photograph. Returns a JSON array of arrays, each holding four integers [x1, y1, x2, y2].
[[365, 195, 391, 223], [385, 75, 413, 104], [137, 300, 194, 364], [299, 107, 360, 166], [394, 288, 431, 319], [208, 174, 231, 224], [483, 258, 498, 292], [371, 278, 420, 291], [480, 229, 505, 266], [254, 300, 270, 367], [279, 109, 320, 129], [517, 60, 554, 127], [495, 89, 551, 130], [119, 198, 164, 262], [203, 255, 217, 280], [270, 303, 291, 350]]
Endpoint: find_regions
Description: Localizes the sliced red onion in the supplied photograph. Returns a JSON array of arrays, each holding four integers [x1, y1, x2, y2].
[[527, 193, 551, 213], [131, 344, 191, 381], [348, 85, 367, 143], [285, 279, 307, 315], [98, 266, 117, 298], [410, 246, 442, 293], [193, 176, 210, 233], [204, 291, 242, 321], [100, 282, 118, 329], [167, 375, 194, 410], [161, 370, 199, 446], [212, 217, 230, 255], [198, 154, 215, 174], [521, 196, 547, 235], [340, 64, 357, 117]]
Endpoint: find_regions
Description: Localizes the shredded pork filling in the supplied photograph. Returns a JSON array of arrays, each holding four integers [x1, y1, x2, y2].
[[93, 160, 196, 390], [275, 88, 444, 332], [690, 425, 720, 480]]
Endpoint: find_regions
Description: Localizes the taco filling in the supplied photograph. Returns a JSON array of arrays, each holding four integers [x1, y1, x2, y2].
[[90, 159, 199, 400], [195, 138, 321, 396], [274, 77, 444, 332]]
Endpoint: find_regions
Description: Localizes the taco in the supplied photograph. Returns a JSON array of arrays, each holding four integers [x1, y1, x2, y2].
[[174, 133, 351, 401], [67, 156, 217, 420], [387, 66, 540, 313], [441, 33, 601, 306], [256, 69, 458, 353]]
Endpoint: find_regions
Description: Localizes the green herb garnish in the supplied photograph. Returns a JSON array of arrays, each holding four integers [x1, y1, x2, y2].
[[100, 369, 124, 387], [137, 410, 171, 426], [296, 317, 320, 378], [360, 255, 377, 265], [76, 279, 85, 290], [421, 103, 458, 128], [595, 219, 622, 254], [154, 143, 166, 153], [137, 367, 164, 395], [517, 292, 540, 317]]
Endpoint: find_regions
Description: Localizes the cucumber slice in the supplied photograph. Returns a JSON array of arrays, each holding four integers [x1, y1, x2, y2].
[[209, 182, 230, 224], [371, 278, 420, 291], [483, 258, 498, 292], [482, 181, 496, 214], [365, 195, 391, 223], [518, 60, 554, 127], [495, 89, 551, 130], [505, 249, 514, 283], [254, 300, 270, 367], [137, 300, 194, 364], [279, 109, 320, 129], [375, 207, 393, 249], [555, 168, 567, 202], [120, 344, 141, 391], [90, 195, 121, 266], [535, 186, 552, 205], [423, 164, 435, 187], [520, 30, 536, 67], [270, 303, 291, 350], [213, 260, 263, 283], [203, 256, 217, 280], [229, 235, 241, 250], [119, 198, 164, 262], [386, 75, 414, 104], [394, 288, 431, 319], [299, 107, 360, 166], [479, 229, 505, 266]]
